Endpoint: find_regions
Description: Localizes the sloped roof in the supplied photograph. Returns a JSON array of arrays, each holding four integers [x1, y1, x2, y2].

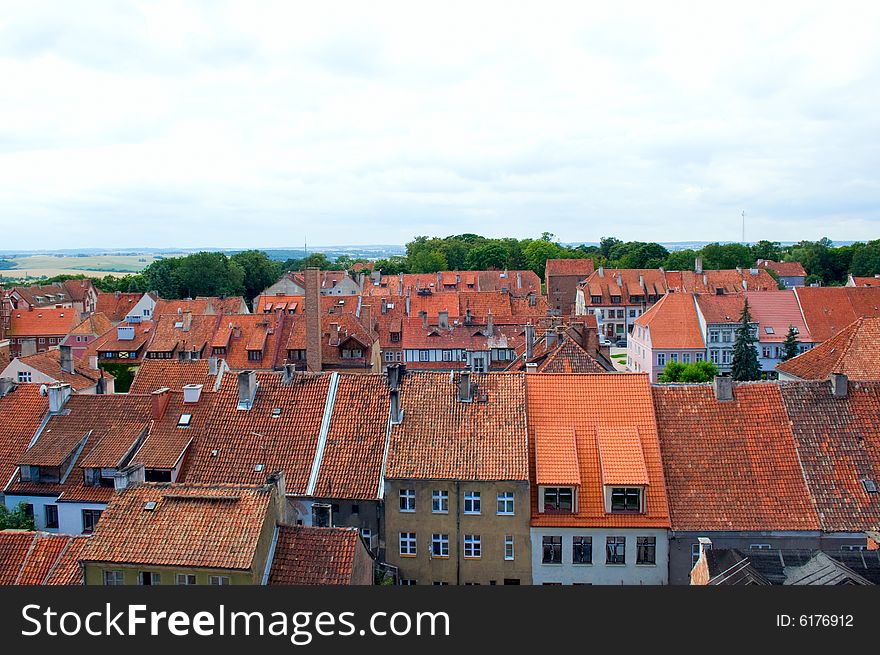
[[8, 307, 79, 337], [11, 349, 109, 391], [794, 287, 880, 342], [95, 292, 145, 323], [635, 293, 705, 349], [745, 290, 812, 343], [69, 312, 114, 337], [80, 482, 274, 570], [385, 372, 528, 481], [130, 391, 213, 470], [652, 383, 820, 531], [526, 373, 670, 528], [129, 359, 219, 394], [0, 532, 88, 585], [545, 259, 595, 278], [757, 260, 807, 278], [777, 317, 880, 380], [0, 385, 47, 491], [268, 526, 361, 585]]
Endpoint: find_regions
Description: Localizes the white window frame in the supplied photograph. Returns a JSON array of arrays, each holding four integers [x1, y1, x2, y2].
[[464, 491, 481, 515], [431, 533, 449, 558], [399, 489, 415, 512], [496, 492, 515, 515], [103, 570, 124, 586], [432, 490, 449, 514], [463, 534, 481, 559], [209, 575, 231, 585], [399, 532, 417, 556], [504, 535, 515, 561], [176, 573, 197, 585]]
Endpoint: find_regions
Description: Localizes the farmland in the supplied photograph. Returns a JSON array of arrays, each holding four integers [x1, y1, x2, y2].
[[0, 254, 184, 280]]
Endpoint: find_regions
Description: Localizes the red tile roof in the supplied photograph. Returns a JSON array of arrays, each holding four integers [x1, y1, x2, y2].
[[131, 391, 213, 470], [794, 287, 880, 342], [80, 482, 275, 570], [534, 427, 580, 485], [13, 349, 110, 391], [579, 269, 667, 305], [850, 275, 880, 287], [780, 381, 880, 532], [597, 426, 650, 486], [634, 293, 704, 349], [146, 314, 221, 357], [69, 312, 114, 337], [652, 383, 820, 531], [0, 532, 88, 585], [527, 373, 670, 528], [8, 307, 79, 338], [777, 317, 880, 380], [268, 526, 362, 585], [744, 290, 812, 342], [129, 359, 220, 394], [545, 259, 595, 278], [386, 372, 528, 481], [95, 292, 147, 323], [153, 297, 248, 318], [757, 260, 807, 278], [667, 269, 777, 293]]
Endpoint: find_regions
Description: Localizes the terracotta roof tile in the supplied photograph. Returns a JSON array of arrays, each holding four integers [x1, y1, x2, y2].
[[545, 259, 595, 278], [80, 482, 274, 570], [777, 317, 880, 380], [131, 391, 213, 470], [780, 381, 880, 532], [0, 532, 88, 585], [268, 526, 360, 585], [795, 287, 880, 342], [634, 293, 704, 349], [129, 359, 219, 394], [0, 385, 48, 488], [757, 260, 807, 278], [850, 275, 880, 287], [386, 372, 529, 481], [95, 293, 146, 323], [13, 349, 109, 391], [534, 427, 580, 485], [69, 312, 114, 337], [527, 373, 670, 528], [597, 426, 649, 486], [8, 307, 79, 338], [653, 383, 820, 531]]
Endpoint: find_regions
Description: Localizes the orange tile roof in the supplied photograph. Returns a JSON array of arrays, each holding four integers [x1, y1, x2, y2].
[[780, 381, 880, 532], [153, 297, 248, 318], [268, 526, 361, 585], [8, 307, 79, 337], [129, 359, 219, 394], [183, 372, 331, 493], [545, 258, 595, 278], [597, 426, 649, 486], [744, 290, 812, 342], [537, 338, 606, 374], [14, 349, 109, 391], [218, 314, 288, 370], [131, 391, 213, 470], [757, 260, 807, 278], [87, 321, 156, 362], [526, 373, 670, 528], [0, 386, 47, 488], [579, 269, 668, 305], [634, 293, 704, 349], [146, 314, 220, 357], [386, 372, 528, 481], [667, 268, 777, 293], [95, 292, 146, 323], [80, 482, 274, 570], [850, 275, 880, 287], [652, 383, 820, 531], [794, 287, 880, 342], [694, 293, 747, 324], [0, 532, 88, 585], [534, 427, 580, 485], [69, 312, 113, 337], [777, 317, 880, 380]]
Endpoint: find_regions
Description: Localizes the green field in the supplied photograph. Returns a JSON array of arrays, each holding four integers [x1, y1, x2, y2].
[[0, 254, 185, 279]]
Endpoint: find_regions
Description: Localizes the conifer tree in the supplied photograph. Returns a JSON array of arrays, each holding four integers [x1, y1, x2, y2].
[[781, 325, 800, 361], [731, 299, 761, 381]]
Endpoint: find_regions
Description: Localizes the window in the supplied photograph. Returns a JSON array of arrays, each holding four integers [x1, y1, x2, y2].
[[82, 509, 102, 534], [463, 534, 481, 558], [209, 576, 231, 585], [139, 572, 161, 585], [177, 413, 192, 428], [390, 332, 401, 343], [710, 350, 720, 364], [497, 492, 515, 515], [464, 491, 481, 514], [542, 536, 562, 563], [692, 543, 702, 567], [670, 353, 678, 363], [351, 504, 359, 515], [573, 536, 592, 564], [709, 330, 719, 343], [342, 349, 363, 359], [682, 353, 691, 364], [722, 350, 731, 365], [399, 489, 415, 512], [722, 331, 732, 343], [45, 504, 59, 529], [863, 479, 878, 494], [247, 350, 263, 361], [629, 309, 637, 317], [657, 353, 666, 366], [606, 536, 626, 564], [385, 352, 394, 362], [543, 487, 573, 512], [432, 490, 449, 513], [399, 579, 416, 586], [17, 371, 32, 383], [176, 574, 197, 585], [637, 537, 656, 565], [762, 346, 772, 358], [749, 544, 772, 551], [442, 350, 452, 362], [399, 532, 417, 556], [419, 350, 429, 362], [504, 535, 515, 561], [431, 534, 449, 558], [696, 352, 704, 362], [103, 570, 124, 586], [39, 338, 46, 344], [610, 487, 641, 512]]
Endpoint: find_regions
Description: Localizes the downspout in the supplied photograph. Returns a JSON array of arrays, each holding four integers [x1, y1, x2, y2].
[[306, 372, 340, 496], [456, 480, 461, 585], [260, 525, 281, 585]]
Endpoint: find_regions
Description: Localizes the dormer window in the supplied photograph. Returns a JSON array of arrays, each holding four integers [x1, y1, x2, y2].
[[542, 487, 574, 512], [248, 350, 263, 362], [610, 487, 642, 513], [591, 295, 602, 304], [342, 348, 363, 359]]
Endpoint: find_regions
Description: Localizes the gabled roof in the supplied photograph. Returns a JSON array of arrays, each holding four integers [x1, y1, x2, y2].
[[152, 297, 248, 318], [850, 275, 880, 288], [545, 258, 595, 278], [385, 372, 528, 481], [526, 373, 670, 528], [756, 260, 807, 278], [130, 391, 213, 470], [146, 314, 220, 356], [779, 381, 880, 532], [794, 287, 880, 342], [579, 268, 667, 305], [0, 532, 88, 585], [0, 385, 47, 490], [8, 307, 79, 337], [534, 427, 580, 485], [129, 359, 220, 394], [88, 321, 155, 359], [95, 292, 146, 323], [635, 293, 705, 349], [777, 317, 880, 380], [652, 383, 820, 531], [268, 526, 362, 585], [704, 548, 877, 585], [79, 482, 274, 571], [8, 349, 109, 391], [597, 426, 649, 486], [744, 290, 812, 343], [667, 268, 777, 293], [69, 312, 114, 337]]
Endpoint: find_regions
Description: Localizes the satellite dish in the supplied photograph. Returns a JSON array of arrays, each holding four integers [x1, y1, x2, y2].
[[39, 384, 48, 397]]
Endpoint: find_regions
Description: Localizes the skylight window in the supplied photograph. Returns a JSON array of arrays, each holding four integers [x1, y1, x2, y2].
[[174, 321, 184, 328], [144, 501, 157, 511], [254, 464, 264, 473], [177, 413, 192, 428], [271, 408, 282, 418], [764, 326, 775, 334], [864, 479, 878, 494]]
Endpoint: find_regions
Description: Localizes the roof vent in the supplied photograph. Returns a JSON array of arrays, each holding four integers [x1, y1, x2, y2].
[[271, 408, 282, 418], [144, 501, 157, 511], [211, 449, 218, 457]]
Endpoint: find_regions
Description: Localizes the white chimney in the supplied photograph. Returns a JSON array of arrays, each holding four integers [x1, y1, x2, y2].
[[59, 344, 74, 375], [458, 371, 472, 402], [439, 310, 449, 329], [713, 376, 733, 402], [48, 383, 71, 413], [830, 373, 848, 399], [183, 384, 203, 404], [237, 370, 257, 410]]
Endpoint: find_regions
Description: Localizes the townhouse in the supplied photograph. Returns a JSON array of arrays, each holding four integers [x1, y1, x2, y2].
[[777, 317, 880, 381], [60, 312, 113, 359], [373, 270, 541, 298], [0, 382, 49, 505], [95, 291, 157, 325], [267, 526, 374, 585], [792, 286, 880, 342], [258, 270, 364, 300], [384, 369, 532, 585], [526, 373, 671, 585], [2, 279, 97, 321], [544, 258, 594, 316], [756, 259, 806, 288], [506, 319, 609, 374], [847, 274, 880, 287], [1, 346, 113, 394], [6, 306, 80, 358], [628, 293, 706, 381]]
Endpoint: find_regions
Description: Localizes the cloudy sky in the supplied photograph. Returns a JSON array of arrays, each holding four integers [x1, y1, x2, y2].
[[1, 1, 879, 249]]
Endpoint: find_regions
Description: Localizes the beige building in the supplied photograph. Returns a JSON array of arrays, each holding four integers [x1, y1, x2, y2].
[[383, 367, 532, 585]]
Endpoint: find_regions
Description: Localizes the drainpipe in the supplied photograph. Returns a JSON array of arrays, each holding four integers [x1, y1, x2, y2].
[[456, 480, 461, 586]]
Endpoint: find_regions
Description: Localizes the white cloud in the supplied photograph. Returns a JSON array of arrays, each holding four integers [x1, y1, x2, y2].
[[0, 0, 878, 249]]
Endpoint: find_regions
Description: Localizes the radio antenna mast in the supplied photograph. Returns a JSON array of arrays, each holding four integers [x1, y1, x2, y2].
[[741, 211, 746, 244]]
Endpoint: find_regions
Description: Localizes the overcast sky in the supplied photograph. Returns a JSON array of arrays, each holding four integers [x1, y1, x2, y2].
[[1, 1, 879, 249]]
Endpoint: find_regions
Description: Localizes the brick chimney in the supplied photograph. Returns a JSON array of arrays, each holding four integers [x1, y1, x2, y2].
[[525, 323, 535, 360], [305, 267, 322, 372], [151, 387, 171, 420], [713, 375, 733, 401], [439, 310, 449, 329], [329, 322, 340, 346], [486, 309, 493, 336], [59, 344, 74, 375], [830, 373, 848, 399], [360, 304, 372, 334], [419, 310, 428, 329]]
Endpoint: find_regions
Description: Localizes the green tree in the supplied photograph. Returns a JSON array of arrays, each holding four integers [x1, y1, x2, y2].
[[699, 242, 753, 269], [781, 325, 800, 361], [523, 239, 562, 278], [409, 249, 447, 273], [230, 250, 282, 302], [731, 299, 761, 381], [657, 361, 687, 382], [374, 256, 409, 275], [663, 249, 699, 271], [751, 240, 782, 261], [599, 237, 622, 260], [142, 257, 181, 297], [850, 239, 880, 276], [300, 253, 333, 270], [465, 243, 508, 270], [173, 252, 245, 298], [0, 502, 35, 530], [679, 360, 719, 382]]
